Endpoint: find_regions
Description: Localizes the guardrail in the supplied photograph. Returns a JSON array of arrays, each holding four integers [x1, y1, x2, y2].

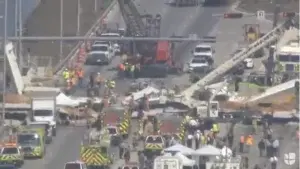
[[53, 0, 118, 74]]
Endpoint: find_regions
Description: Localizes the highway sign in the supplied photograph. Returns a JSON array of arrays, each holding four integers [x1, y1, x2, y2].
[[257, 10, 265, 20]]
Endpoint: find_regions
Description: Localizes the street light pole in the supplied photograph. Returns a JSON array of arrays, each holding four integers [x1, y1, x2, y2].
[[2, 0, 8, 123], [94, 0, 98, 13], [76, 0, 81, 36], [14, 0, 18, 37], [60, 0, 63, 61], [18, 0, 23, 67]]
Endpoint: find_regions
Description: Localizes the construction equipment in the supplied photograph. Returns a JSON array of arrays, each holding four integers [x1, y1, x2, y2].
[[181, 21, 288, 107], [80, 129, 113, 167], [102, 106, 131, 137], [244, 24, 261, 43], [0, 142, 24, 167]]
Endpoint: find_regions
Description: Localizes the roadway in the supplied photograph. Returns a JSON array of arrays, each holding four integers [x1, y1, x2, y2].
[[19, 0, 277, 169], [22, 0, 111, 67]]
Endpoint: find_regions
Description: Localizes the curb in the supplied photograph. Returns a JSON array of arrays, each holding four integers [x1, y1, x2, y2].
[[53, 0, 118, 74]]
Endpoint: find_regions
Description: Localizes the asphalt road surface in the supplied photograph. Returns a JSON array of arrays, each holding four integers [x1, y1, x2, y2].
[[21, 127, 85, 169], [22, 0, 111, 67], [232, 123, 299, 169]]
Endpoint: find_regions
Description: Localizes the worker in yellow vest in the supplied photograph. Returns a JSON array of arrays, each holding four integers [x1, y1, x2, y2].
[[63, 68, 70, 81]]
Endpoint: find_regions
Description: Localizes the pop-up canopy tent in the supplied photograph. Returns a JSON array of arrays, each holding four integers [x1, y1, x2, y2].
[[175, 152, 196, 166], [164, 144, 195, 155], [194, 145, 221, 156], [56, 93, 81, 107]]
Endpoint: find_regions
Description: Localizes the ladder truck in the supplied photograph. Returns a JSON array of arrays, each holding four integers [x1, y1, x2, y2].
[[180, 20, 293, 108], [117, 0, 161, 59]]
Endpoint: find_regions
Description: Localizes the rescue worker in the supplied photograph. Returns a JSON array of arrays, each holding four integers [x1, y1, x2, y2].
[[118, 63, 125, 78], [138, 151, 145, 169], [212, 123, 219, 138], [93, 115, 102, 131], [130, 64, 135, 78], [258, 139, 265, 157], [105, 79, 116, 95], [194, 130, 201, 149], [124, 146, 130, 163], [186, 134, 193, 148], [245, 135, 253, 153], [200, 133, 206, 145], [265, 139, 273, 157], [119, 141, 129, 159], [270, 156, 278, 169], [63, 68, 70, 81], [227, 131, 234, 148], [169, 136, 177, 146], [96, 72, 103, 89], [239, 135, 245, 153], [89, 73, 94, 88], [132, 132, 139, 151], [272, 138, 279, 157], [76, 68, 84, 87], [252, 118, 258, 134]]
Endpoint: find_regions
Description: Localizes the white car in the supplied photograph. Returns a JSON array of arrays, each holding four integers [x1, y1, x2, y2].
[[91, 44, 113, 57], [188, 58, 210, 72], [100, 33, 121, 54], [193, 44, 214, 57], [64, 161, 87, 169], [244, 58, 254, 69], [93, 40, 120, 55]]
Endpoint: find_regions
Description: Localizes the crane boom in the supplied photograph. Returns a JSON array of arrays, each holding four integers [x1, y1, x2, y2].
[[117, 0, 146, 36], [180, 21, 290, 107]]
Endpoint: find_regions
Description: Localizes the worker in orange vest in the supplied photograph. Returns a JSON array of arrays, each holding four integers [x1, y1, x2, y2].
[[76, 68, 84, 87], [239, 135, 245, 153], [246, 135, 253, 146], [118, 63, 125, 78]]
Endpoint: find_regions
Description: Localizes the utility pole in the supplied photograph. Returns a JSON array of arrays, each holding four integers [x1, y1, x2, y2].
[[18, 0, 23, 67], [76, 0, 81, 36], [60, 0, 63, 61], [2, 0, 8, 123], [14, 0, 18, 37], [94, 0, 98, 13], [265, 0, 280, 86]]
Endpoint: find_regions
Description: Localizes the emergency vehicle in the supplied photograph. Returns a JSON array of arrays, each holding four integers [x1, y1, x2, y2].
[[80, 130, 113, 167], [157, 114, 186, 142], [64, 161, 87, 169], [275, 41, 300, 72], [155, 41, 172, 64], [17, 129, 45, 158], [144, 135, 165, 156], [154, 155, 182, 169], [102, 106, 131, 138], [0, 142, 24, 167], [121, 162, 139, 169]]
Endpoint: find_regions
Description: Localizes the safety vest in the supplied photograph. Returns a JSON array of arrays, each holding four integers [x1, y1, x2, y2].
[[246, 136, 253, 145], [110, 81, 116, 88], [212, 124, 218, 132], [200, 135, 206, 145], [240, 136, 245, 143], [130, 65, 135, 72], [63, 71, 70, 79], [295, 64, 300, 72]]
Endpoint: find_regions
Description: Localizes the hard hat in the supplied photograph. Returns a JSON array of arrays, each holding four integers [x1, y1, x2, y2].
[[97, 72, 101, 75]]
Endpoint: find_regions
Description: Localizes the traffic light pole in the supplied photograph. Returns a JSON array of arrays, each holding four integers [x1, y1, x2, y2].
[[265, 0, 281, 86], [0, 36, 217, 42]]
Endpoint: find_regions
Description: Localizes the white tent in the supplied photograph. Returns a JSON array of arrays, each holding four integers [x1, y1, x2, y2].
[[221, 146, 232, 158], [164, 144, 195, 155], [56, 93, 80, 107], [194, 145, 221, 156], [175, 152, 196, 166]]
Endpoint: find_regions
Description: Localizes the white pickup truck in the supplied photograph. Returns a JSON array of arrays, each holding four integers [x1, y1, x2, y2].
[[31, 97, 57, 136]]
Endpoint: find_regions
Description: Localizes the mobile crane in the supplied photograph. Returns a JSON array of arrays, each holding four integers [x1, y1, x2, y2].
[[180, 19, 295, 108]]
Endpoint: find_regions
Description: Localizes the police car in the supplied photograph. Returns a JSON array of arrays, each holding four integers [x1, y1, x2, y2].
[[64, 161, 87, 169]]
